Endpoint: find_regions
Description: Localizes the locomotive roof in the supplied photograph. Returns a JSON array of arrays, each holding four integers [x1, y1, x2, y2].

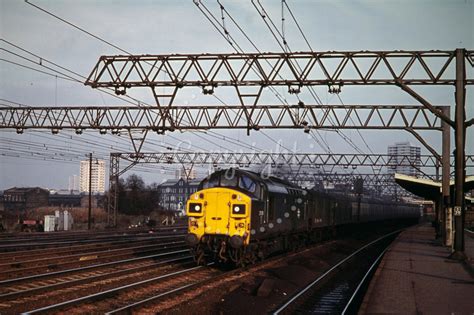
[[208, 168, 303, 194]]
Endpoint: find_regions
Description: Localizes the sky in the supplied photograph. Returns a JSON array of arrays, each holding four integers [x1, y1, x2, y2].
[[0, 0, 473, 190]]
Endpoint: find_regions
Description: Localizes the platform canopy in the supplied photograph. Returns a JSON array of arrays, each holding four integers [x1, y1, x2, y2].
[[394, 174, 474, 200]]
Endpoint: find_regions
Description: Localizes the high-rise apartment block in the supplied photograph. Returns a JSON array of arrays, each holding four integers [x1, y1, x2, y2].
[[68, 175, 79, 191], [387, 142, 421, 177], [79, 159, 106, 193]]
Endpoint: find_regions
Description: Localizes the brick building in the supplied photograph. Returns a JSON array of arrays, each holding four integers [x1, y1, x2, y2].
[[3, 187, 49, 213]]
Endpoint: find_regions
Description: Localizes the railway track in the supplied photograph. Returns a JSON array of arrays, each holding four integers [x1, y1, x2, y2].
[[0, 234, 183, 264], [272, 229, 401, 314], [0, 226, 186, 251], [0, 225, 407, 314], [0, 225, 186, 242], [25, 264, 221, 314], [0, 250, 195, 314], [0, 240, 187, 280]]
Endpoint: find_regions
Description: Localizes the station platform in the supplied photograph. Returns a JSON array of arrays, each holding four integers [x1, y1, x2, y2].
[[360, 224, 474, 314]]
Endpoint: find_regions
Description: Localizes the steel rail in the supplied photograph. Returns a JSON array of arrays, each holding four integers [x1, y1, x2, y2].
[[0, 235, 181, 261], [341, 247, 389, 314], [105, 281, 200, 314], [0, 227, 186, 244], [0, 248, 189, 286], [0, 233, 184, 259], [0, 255, 193, 300], [272, 228, 402, 314], [0, 240, 185, 270], [22, 264, 206, 314], [0, 233, 185, 250], [0, 225, 186, 240]]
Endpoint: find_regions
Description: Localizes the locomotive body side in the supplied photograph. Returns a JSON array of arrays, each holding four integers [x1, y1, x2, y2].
[[185, 168, 420, 266]]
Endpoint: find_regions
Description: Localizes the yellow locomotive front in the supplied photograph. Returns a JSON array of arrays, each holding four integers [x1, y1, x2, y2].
[[185, 187, 252, 265]]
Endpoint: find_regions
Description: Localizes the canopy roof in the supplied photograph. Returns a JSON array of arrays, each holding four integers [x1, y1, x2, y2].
[[394, 174, 474, 200]]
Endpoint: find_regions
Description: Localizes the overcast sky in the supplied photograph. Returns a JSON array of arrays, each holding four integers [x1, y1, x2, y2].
[[0, 0, 473, 190]]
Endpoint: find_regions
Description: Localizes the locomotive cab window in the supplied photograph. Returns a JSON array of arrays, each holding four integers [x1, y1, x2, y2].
[[239, 175, 256, 193]]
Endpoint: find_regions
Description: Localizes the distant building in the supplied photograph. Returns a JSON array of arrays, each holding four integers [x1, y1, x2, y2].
[[79, 159, 106, 193], [49, 190, 82, 207], [387, 142, 421, 177], [68, 175, 79, 192], [3, 187, 49, 213], [175, 167, 197, 180], [157, 178, 201, 212]]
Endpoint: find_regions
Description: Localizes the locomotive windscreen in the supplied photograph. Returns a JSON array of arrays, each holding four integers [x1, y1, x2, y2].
[[200, 171, 261, 198]]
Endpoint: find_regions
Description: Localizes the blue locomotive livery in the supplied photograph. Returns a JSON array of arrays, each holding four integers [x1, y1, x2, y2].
[[185, 168, 419, 266]]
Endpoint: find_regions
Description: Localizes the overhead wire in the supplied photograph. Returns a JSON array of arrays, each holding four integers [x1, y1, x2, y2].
[[250, 0, 381, 179], [213, 0, 333, 152], [216, 1, 337, 154], [0, 58, 75, 82], [279, 1, 375, 156], [3, 1, 334, 183], [252, 0, 371, 159], [195, 0, 302, 152], [1, 42, 258, 154], [21, 1, 265, 154]]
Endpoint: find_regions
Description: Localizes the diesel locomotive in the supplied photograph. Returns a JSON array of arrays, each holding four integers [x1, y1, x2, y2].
[[185, 168, 419, 266]]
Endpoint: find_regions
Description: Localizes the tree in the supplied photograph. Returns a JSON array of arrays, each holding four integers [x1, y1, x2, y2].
[[116, 174, 160, 215]]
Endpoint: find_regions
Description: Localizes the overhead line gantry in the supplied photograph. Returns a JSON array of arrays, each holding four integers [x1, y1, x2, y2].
[[2, 49, 472, 256], [83, 48, 473, 257]]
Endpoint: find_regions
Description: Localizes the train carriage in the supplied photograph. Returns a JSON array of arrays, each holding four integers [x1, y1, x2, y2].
[[185, 168, 419, 266]]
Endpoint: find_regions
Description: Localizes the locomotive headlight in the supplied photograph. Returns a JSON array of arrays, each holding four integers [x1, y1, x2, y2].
[[232, 204, 246, 215], [188, 203, 203, 214]]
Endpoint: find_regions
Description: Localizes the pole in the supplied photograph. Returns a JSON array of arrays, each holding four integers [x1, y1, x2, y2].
[[435, 163, 441, 238], [452, 48, 466, 258], [442, 106, 451, 246], [88, 153, 92, 230]]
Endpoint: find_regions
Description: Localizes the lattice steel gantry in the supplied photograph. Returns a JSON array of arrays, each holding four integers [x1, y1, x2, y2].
[[84, 49, 473, 256]]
